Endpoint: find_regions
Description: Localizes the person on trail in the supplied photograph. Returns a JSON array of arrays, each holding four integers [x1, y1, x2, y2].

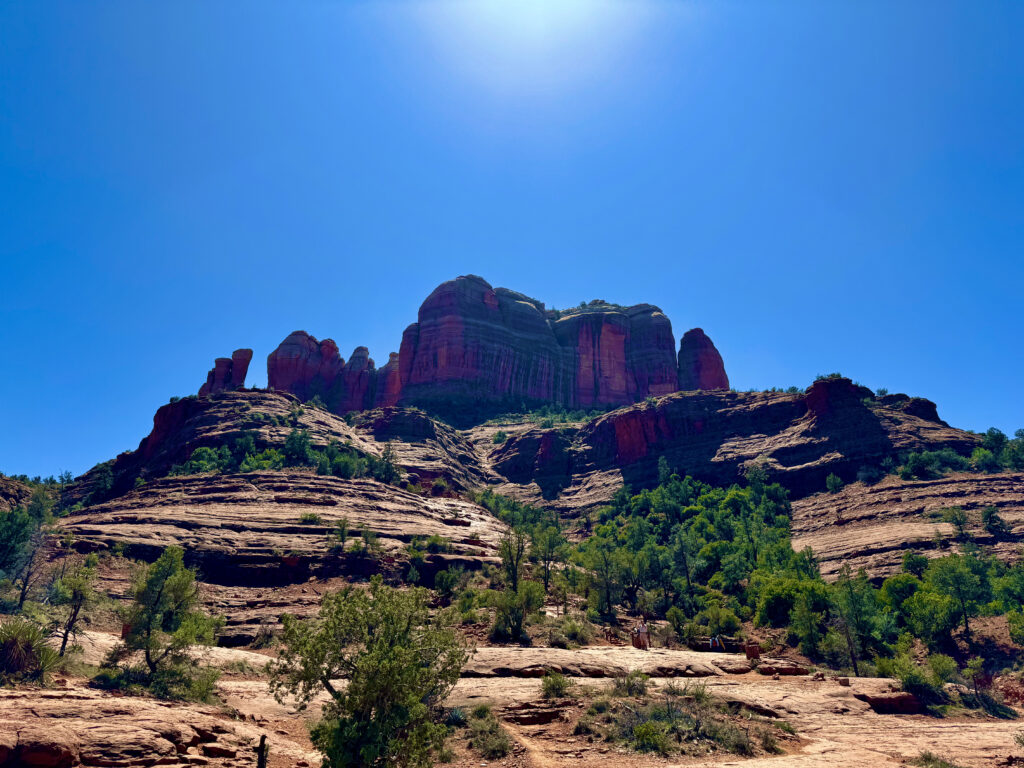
[[636, 619, 650, 651]]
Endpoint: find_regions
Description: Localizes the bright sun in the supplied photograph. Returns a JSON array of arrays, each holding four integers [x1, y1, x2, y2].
[[411, 0, 664, 98]]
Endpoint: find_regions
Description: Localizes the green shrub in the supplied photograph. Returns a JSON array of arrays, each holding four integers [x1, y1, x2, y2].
[[492, 431, 508, 444], [632, 721, 670, 754], [444, 707, 467, 728], [299, 512, 323, 525], [0, 619, 60, 685], [612, 669, 649, 697], [468, 710, 511, 758], [826, 473, 844, 494], [106, 547, 223, 701], [541, 671, 571, 699], [1007, 609, 1024, 645]]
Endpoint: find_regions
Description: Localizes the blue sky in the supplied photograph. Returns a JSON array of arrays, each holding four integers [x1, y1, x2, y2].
[[1, 0, 1022, 478]]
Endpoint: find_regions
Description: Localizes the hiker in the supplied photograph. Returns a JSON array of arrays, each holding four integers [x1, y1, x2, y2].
[[635, 619, 650, 651]]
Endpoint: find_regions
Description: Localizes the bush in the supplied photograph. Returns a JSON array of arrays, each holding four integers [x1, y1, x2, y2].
[[856, 465, 884, 485], [541, 671, 571, 699], [632, 721, 671, 754], [1007, 609, 1024, 645], [0, 619, 59, 685], [612, 669, 649, 697], [299, 512, 323, 525], [468, 710, 511, 758], [826, 473, 844, 494], [492, 431, 508, 444]]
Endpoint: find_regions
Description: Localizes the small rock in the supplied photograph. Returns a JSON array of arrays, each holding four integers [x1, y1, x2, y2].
[[837, 677, 850, 686]]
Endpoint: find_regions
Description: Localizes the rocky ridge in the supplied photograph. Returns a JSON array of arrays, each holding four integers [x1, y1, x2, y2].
[[488, 376, 978, 508]]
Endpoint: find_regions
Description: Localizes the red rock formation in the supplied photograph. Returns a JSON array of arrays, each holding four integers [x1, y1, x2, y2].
[[398, 277, 681, 414], [375, 352, 402, 407], [338, 346, 375, 413], [198, 349, 253, 397], [494, 378, 979, 505], [266, 331, 344, 403], [677, 328, 729, 391], [263, 277, 725, 418]]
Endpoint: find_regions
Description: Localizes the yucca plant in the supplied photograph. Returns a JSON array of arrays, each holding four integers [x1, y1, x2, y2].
[[0, 618, 60, 685]]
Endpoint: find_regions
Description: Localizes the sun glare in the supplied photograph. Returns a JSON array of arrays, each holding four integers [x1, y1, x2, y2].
[[410, 0, 665, 98]]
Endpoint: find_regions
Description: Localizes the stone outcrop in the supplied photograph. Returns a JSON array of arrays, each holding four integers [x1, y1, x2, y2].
[[677, 327, 729, 391], [198, 348, 252, 396], [792, 471, 1024, 579], [0, 476, 31, 513], [489, 377, 979, 507], [266, 331, 386, 413], [263, 275, 724, 421]]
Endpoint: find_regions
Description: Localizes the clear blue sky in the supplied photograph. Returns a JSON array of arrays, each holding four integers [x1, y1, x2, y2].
[[2, 1, 1022, 478]]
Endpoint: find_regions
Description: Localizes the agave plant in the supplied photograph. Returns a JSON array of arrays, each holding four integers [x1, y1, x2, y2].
[[0, 618, 60, 685]]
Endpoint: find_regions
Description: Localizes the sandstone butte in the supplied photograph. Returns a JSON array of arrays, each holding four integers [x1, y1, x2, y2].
[[200, 275, 730, 419]]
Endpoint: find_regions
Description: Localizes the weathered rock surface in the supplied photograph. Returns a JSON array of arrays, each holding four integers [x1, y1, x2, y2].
[[0, 684, 316, 767], [0, 476, 31, 513], [677, 327, 729, 391], [792, 472, 1024, 579], [75, 390, 498, 503], [199, 349, 253, 397], [490, 377, 978, 509], [462, 646, 752, 679], [60, 471, 504, 589]]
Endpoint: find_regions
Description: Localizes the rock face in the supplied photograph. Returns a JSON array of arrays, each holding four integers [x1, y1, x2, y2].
[[263, 275, 720, 421], [198, 348, 252, 396], [677, 327, 729, 391], [490, 377, 979, 507], [266, 331, 384, 413], [792, 471, 1024, 579], [0, 476, 31, 513]]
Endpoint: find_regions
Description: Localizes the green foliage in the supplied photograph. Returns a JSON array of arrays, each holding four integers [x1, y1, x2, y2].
[[467, 709, 511, 758], [269, 577, 467, 768], [299, 512, 323, 525], [0, 506, 36, 581], [0, 618, 60, 685], [982, 506, 1010, 536], [912, 752, 967, 768], [541, 671, 571, 698], [942, 507, 970, 540], [825, 473, 844, 494], [240, 448, 285, 472], [875, 650, 950, 704], [1007, 609, 1024, 645], [902, 550, 930, 578], [612, 669, 649, 697], [898, 449, 970, 480], [50, 561, 98, 656], [490, 582, 544, 644], [492, 430, 508, 444], [106, 547, 222, 700]]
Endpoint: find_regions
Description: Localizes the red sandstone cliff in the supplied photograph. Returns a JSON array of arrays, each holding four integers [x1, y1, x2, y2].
[[260, 276, 727, 419]]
